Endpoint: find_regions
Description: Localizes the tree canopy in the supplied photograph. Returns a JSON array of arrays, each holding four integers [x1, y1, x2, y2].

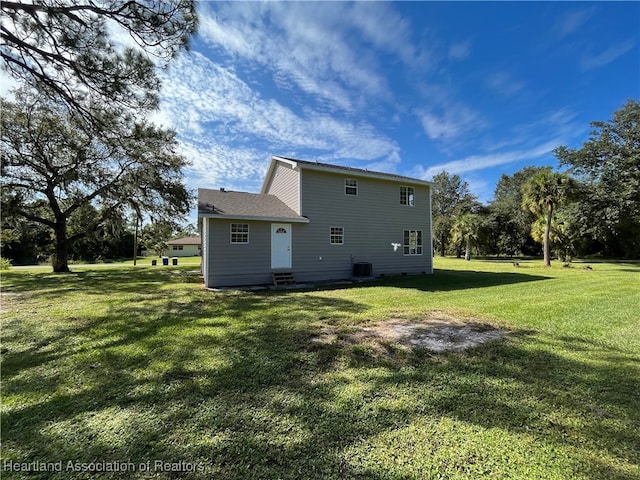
[[431, 171, 477, 257], [554, 99, 640, 258], [489, 167, 544, 257], [1, 0, 197, 122]]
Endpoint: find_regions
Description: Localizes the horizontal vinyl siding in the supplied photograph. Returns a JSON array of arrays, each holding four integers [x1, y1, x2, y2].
[[207, 219, 273, 287], [294, 169, 432, 281], [264, 162, 300, 214]]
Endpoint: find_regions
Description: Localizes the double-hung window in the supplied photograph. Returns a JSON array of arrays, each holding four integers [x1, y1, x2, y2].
[[345, 179, 358, 195], [403, 230, 423, 255], [230, 223, 249, 244], [400, 186, 415, 206], [330, 227, 344, 244]]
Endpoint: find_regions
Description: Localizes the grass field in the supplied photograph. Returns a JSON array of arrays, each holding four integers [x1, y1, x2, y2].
[[1, 258, 638, 479]]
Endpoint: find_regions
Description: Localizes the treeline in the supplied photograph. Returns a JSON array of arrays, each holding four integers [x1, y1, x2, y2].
[[1, 212, 198, 266], [433, 99, 639, 262]]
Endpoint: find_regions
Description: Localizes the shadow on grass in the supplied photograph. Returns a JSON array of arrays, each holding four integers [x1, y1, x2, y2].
[[1, 265, 551, 299], [0, 266, 201, 299], [1, 270, 638, 479], [374, 268, 552, 292], [282, 268, 551, 295]]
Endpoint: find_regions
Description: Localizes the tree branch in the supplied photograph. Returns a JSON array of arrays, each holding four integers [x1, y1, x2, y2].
[[14, 208, 56, 229]]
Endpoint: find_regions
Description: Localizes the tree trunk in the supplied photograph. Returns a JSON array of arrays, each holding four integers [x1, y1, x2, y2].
[[133, 215, 139, 266], [52, 220, 71, 273], [465, 239, 471, 261], [544, 203, 553, 267], [440, 234, 446, 257]]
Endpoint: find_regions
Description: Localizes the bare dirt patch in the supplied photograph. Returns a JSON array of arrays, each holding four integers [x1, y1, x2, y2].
[[312, 311, 507, 354]]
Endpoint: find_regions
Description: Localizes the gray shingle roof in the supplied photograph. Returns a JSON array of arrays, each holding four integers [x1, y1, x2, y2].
[[198, 189, 308, 222]]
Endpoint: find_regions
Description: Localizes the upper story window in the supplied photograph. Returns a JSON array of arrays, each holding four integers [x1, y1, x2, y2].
[[345, 179, 358, 195], [230, 223, 249, 244], [400, 186, 415, 206]]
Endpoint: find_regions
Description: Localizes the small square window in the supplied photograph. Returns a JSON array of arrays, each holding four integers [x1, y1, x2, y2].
[[230, 223, 249, 243], [345, 179, 358, 195], [330, 227, 344, 244], [400, 186, 415, 206]]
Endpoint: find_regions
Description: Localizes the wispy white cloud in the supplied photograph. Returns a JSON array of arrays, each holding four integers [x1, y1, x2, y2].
[[486, 71, 525, 96], [197, 2, 399, 112], [418, 103, 484, 143], [552, 9, 594, 38], [415, 139, 560, 180], [580, 37, 637, 70], [416, 105, 582, 179], [349, 2, 422, 66], [156, 51, 401, 188], [448, 41, 471, 60], [180, 140, 267, 190]]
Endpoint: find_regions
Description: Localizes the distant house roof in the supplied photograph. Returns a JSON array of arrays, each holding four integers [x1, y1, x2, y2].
[[167, 236, 201, 246], [261, 155, 433, 194], [198, 189, 309, 223]]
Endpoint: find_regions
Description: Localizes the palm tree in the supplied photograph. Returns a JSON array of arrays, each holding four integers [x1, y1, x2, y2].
[[521, 168, 573, 266], [451, 213, 481, 261]]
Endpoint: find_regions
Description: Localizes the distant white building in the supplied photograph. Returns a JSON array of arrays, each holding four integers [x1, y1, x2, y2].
[[165, 236, 201, 257]]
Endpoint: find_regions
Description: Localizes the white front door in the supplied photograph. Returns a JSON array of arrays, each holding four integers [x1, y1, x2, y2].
[[271, 223, 292, 269]]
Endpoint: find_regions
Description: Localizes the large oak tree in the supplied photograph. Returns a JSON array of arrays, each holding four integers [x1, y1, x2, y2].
[[1, 1, 198, 271], [554, 99, 640, 258], [1, 89, 192, 272]]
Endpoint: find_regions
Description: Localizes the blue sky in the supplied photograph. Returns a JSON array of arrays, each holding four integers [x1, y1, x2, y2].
[[152, 1, 638, 220], [3, 2, 640, 220]]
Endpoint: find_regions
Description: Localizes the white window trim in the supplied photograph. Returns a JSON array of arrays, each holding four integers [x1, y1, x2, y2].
[[400, 186, 415, 206], [345, 178, 358, 196], [403, 229, 423, 256], [330, 226, 344, 245], [230, 223, 249, 244]]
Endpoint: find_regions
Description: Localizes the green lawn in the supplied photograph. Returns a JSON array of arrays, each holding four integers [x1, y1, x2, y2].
[[1, 258, 638, 479], [10, 256, 201, 270]]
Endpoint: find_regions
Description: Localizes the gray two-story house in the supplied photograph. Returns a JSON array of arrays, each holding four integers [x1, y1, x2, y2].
[[198, 156, 433, 287]]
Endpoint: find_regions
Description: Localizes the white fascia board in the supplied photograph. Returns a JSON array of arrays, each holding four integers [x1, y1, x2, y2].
[[260, 156, 300, 194], [271, 156, 298, 168]]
